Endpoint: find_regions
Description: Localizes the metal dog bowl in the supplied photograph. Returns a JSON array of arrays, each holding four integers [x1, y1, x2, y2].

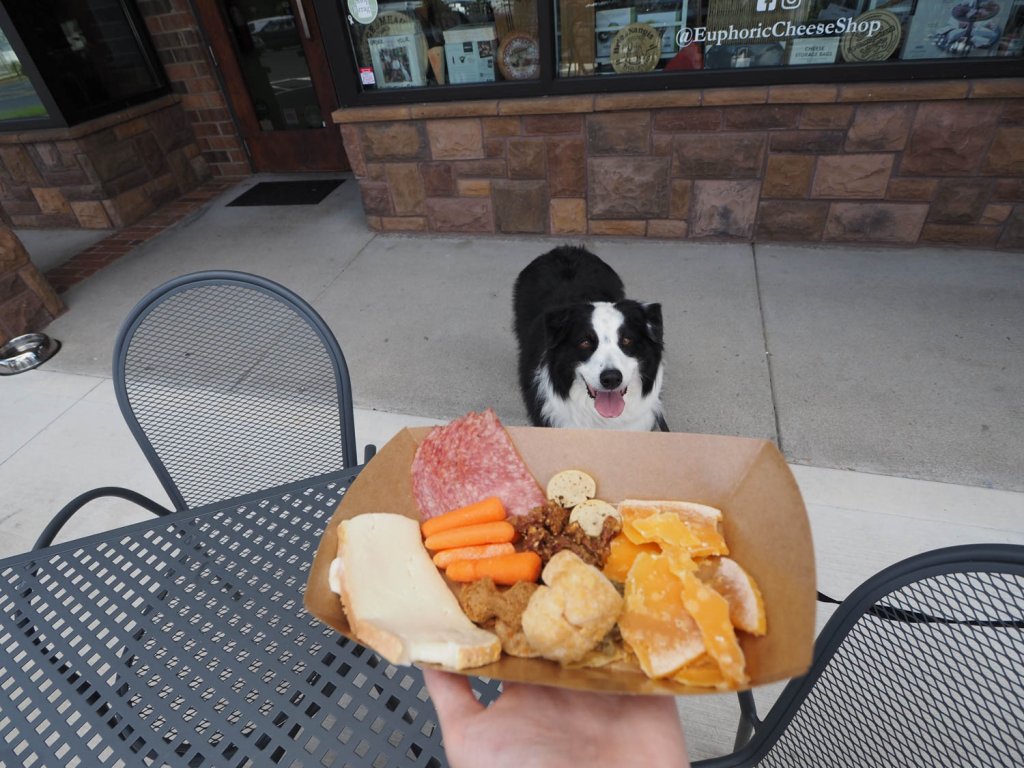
[[0, 333, 61, 375]]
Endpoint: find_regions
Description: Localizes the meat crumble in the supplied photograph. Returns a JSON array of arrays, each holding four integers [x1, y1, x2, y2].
[[513, 500, 621, 569]]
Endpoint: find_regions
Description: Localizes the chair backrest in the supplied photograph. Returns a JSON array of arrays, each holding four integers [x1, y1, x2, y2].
[[114, 271, 358, 511], [741, 544, 1024, 767]]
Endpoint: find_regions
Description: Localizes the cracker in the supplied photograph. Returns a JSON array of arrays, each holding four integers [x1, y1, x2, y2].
[[546, 469, 596, 509], [570, 499, 621, 537]]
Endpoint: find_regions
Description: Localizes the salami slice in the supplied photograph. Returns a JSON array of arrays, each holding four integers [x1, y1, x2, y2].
[[412, 409, 546, 520]]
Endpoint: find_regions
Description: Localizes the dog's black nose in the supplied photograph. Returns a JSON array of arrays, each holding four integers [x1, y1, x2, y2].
[[599, 369, 623, 389]]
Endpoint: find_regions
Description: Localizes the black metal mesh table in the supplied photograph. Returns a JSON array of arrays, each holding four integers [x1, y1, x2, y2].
[[0, 467, 500, 768]]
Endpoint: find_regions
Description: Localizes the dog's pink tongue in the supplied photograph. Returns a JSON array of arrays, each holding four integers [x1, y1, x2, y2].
[[594, 390, 626, 418]]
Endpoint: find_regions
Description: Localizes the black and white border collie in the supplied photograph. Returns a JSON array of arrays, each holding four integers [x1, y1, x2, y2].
[[513, 246, 665, 431]]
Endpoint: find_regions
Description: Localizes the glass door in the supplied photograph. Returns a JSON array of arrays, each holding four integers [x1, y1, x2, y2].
[[198, 0, 349, 172]]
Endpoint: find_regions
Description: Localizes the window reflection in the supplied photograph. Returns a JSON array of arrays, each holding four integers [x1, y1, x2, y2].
[[0, 28, 48, 123], [345, 1, 541, 91], [555, 0, 1024, 77], [223, 0, 324, 130], [3, 0, 165, 125]]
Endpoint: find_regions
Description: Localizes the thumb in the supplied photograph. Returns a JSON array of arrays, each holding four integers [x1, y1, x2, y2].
[[422, 668, 485, 732]]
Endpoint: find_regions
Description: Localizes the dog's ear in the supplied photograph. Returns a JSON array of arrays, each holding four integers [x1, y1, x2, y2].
[[543, 307, 573, 348], [642, 302, 663, 345]]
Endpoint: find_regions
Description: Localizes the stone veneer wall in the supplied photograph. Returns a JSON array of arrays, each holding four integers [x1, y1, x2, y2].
[[0, 227, 65, 339], [0, 95, 208, 229], [336, 79, 1024, 250]]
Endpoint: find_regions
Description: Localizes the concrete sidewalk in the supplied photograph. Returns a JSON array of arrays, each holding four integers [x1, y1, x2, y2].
[[3, 172, 1023, 761], [32, 172, 1024, 491]]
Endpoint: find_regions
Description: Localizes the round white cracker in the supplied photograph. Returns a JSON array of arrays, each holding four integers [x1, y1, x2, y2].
[[546, 469, 597, 509], [570, 499, 621, 537]]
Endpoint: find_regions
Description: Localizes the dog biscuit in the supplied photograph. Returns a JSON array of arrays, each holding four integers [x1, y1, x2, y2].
[[546, 469, 596, 509], [570, 499, 621, 537]]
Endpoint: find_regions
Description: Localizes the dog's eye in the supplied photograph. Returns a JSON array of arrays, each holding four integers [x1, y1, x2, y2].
[[620, 335, 634, 347], [578, 338, 594, 350]]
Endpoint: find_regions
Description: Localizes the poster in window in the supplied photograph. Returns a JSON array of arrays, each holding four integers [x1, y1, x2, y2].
[[444, 24, 498, 83], [369, 33, 427, 87], [788, 36, 841, 63], [901, 0, 1012, 58], [358, 10, 428, 84]]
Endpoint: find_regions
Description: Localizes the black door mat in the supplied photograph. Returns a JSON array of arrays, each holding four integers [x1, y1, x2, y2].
[[226, 179, 344, 207]]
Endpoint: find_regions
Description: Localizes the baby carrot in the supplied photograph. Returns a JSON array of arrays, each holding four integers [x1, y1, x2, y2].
[[421, 496, 507, 539], [423, 520, 516, 551], [432, 542, 515, 569], [446, 552, 543, 585]]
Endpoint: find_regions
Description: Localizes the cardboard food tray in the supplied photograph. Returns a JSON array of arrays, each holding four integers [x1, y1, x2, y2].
[[306, 426, 816, 695]]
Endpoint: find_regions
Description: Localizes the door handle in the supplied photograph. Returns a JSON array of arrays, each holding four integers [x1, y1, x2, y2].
[[294, 0, 312, 40]]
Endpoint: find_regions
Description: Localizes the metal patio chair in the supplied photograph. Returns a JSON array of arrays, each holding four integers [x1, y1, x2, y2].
[[11, 271, 507, 767], [36, 270, 368, 549], [694, 543, 1024, 768]]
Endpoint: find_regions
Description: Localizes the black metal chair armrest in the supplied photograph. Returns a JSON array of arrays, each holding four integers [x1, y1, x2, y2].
[[364, 443, 377, 463], [690, 690, 764, 767], [733, 689, 761, 750], [34, 487, 175, 550]]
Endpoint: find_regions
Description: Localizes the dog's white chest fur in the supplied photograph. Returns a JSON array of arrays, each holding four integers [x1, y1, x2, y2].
[[534, 303, 664, 431]]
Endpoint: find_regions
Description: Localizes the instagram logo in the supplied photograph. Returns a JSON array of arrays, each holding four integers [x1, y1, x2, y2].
[[757, 0, 801, 9]]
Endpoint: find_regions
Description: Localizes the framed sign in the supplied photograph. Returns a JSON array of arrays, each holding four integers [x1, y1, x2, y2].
[[497, 32, 540, 79], [841, 9, 902, 62], [347, 0, 378, 25], [610, 23, 662, 73]]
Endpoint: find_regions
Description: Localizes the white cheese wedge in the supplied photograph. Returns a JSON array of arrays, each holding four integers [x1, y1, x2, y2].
[[328, 557, 345, 595], [336, 513, 501, 670]]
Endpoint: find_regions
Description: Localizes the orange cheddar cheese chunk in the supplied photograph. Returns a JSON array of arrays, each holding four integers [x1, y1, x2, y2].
[[627, 512, 701, 550], [602, 534, 660, 583], [678, 569, 749, 687], [670, 654, 729, 690], [696, 557, 767, 636], [619, 500, 729, 559], [619, 552, 704, 678]]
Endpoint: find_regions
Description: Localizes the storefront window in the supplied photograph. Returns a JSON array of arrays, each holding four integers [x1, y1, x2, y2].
[[0, 27, 48, 124], [343, 0, 541, 90], [3, 0, 167, 127], [320, 0, 1023, 106], [556, 0, 1024, 77]]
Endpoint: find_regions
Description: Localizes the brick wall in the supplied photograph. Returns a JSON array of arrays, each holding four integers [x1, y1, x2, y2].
[[0, 1, 244, 230], [0, 96, 208, 229], [137, 0, 250, 177], [335, 79, 1024, 250]]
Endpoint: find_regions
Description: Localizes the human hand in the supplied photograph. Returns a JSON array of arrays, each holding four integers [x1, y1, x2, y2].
[[422, 668, 689, 768]]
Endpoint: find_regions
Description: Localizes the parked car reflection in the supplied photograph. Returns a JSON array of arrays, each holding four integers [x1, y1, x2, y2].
[[248, 15, 299, 50]]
